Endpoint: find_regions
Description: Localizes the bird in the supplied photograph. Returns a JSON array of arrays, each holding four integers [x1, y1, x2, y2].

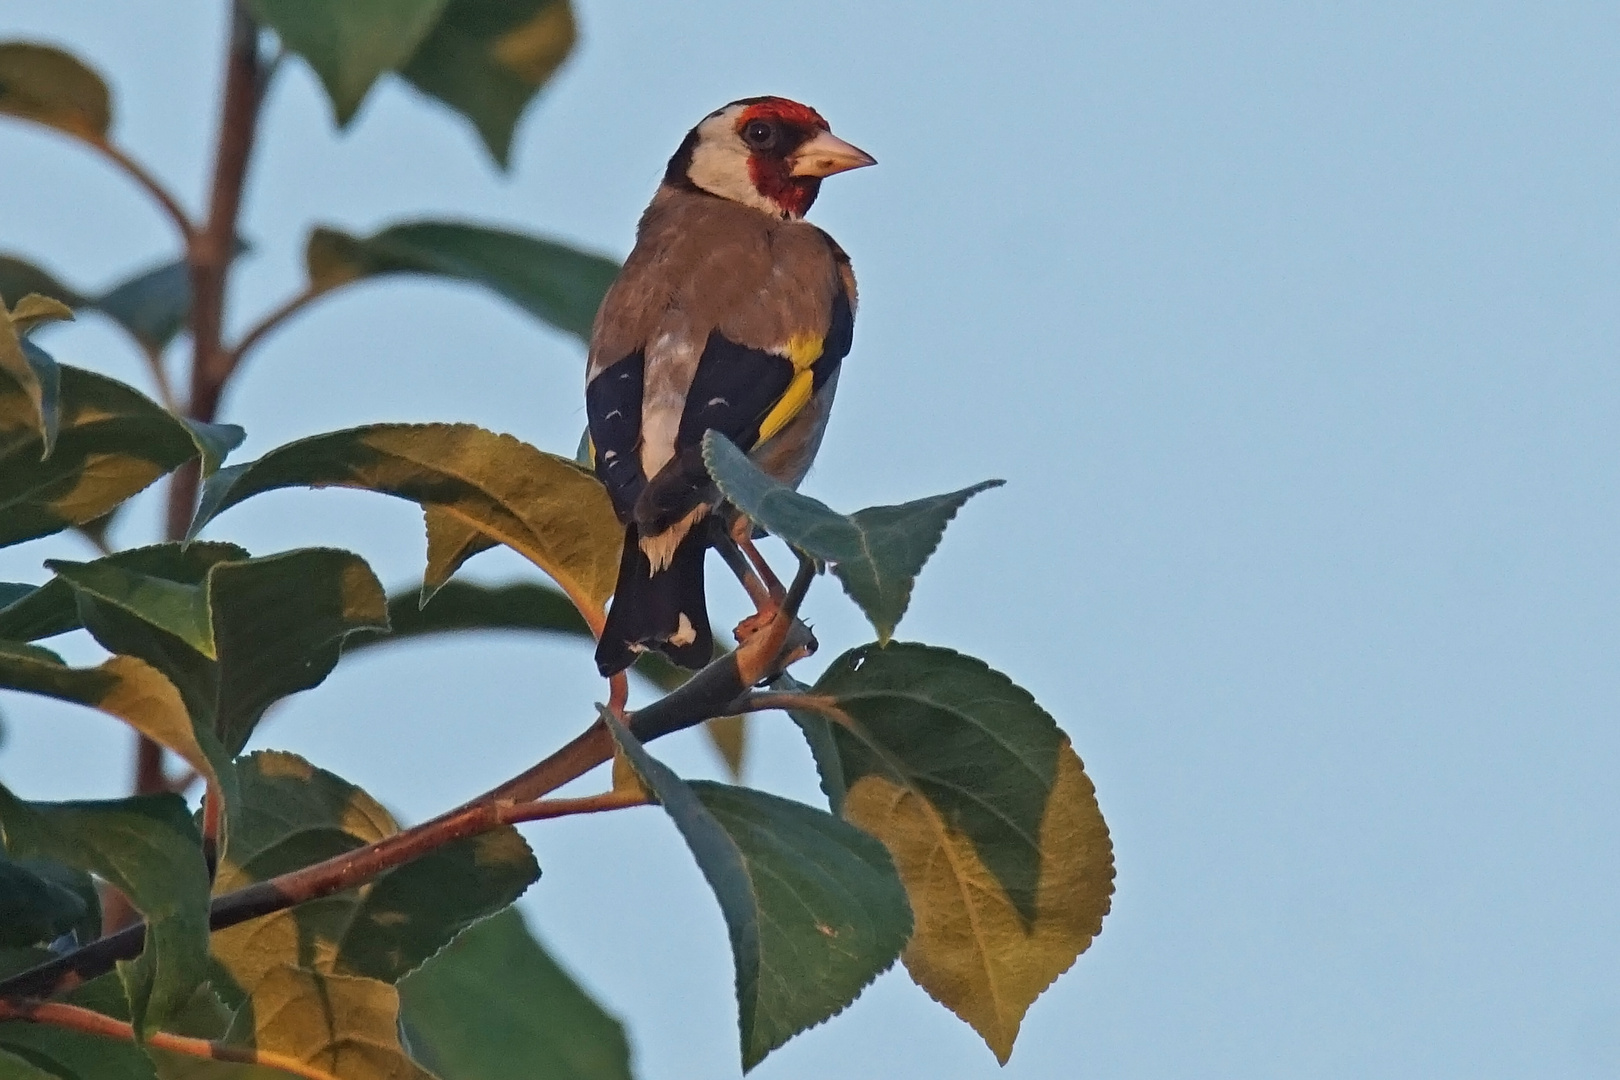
[[585, 96, 874, 677]]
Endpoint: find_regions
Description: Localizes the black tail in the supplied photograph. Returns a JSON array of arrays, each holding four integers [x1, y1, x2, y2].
[[595, 523, 713, 676]]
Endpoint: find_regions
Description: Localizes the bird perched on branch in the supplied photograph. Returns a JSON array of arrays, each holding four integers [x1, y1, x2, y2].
[[585, 96, 874, 677]]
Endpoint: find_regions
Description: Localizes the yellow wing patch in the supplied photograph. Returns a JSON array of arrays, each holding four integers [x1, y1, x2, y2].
[[756, 332, 825, 445]]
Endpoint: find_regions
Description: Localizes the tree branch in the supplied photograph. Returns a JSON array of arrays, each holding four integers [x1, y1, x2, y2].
[[0, 568, 821, 1002], [0, 999, 341, 1080]]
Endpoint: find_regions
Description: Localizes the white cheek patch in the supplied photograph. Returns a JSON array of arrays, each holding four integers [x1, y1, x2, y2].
[[685, 110, 787, 218]]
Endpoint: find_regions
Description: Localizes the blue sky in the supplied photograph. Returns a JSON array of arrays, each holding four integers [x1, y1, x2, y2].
[[2, 2, 1618, 1077]]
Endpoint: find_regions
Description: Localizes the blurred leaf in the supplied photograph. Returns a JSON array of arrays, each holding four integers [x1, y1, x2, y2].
[[190, 424, 621, 625], [0, 788, 208, 1037], [94, 258, 189, 353], [804, 643, 1114, 1062], [604, 712, 910, 1070], [0, 1048, 62, 1079], [0, 255, 86, 311], [212, 752, 536, 1001], [226, 966, 434, 1080], [12, 855, 100, 946], [0, 855, 89, 947], [402, 906, 631, 1080], [0, 296, 63, 459], [705, 714, 747, 779], [249, 0, 450, 124], [306, 221, 617, 342], [343, 577, 748, 777], [9, 295, 74, 337], [0, 42, 111, 140], [348, 578, 586, 654], [703, 433, 1003, 643], [0, 364, 199, 549], [60, 546, 388, 757], [401, 0, 576, 167], [0, 584, 31, 610]]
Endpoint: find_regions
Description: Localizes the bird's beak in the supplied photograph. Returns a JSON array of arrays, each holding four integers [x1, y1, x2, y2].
[[789, 131, 877, 178]]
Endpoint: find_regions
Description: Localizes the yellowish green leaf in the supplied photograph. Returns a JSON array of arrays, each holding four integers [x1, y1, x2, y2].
[[0, 364, 198, 548], [804, 643, 1114, 1062], [0, 42, 111, 140], [226, 966, 435, 1080], [191, 424, 621, 627]]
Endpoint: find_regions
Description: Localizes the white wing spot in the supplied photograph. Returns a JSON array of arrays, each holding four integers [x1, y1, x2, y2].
[[706, 397, 728, 408], [670, 613, 697, 647]]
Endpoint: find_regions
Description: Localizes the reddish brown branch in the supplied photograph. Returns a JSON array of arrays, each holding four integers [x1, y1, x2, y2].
[[0, 999, 340, 1080], [1, 570, 820, 1002]]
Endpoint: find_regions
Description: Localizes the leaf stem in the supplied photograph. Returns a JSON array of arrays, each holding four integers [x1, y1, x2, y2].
[[225, 283, 320, 376], [85, 137, 196, 244], [0, 999, 340, 1080], [498, 789, 651, 825]]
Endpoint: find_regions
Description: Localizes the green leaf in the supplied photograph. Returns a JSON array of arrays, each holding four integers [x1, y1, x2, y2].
[[402, 906, 631, 1080], [702, 433, 1002, 642], [190, 424, 621, 625], [0, 1047, 63, 1080], [603, 712, 911, 1071], [0, 856, 90, 947], [59, 546, 389, 757], [0, 543, 248, 643], [0, 255, 86, 311], [306, 221, 617, 342], [249, 0, 450, 124], [49, 559, 215, 655], [10, 856, 100, 946], [0, 584, 32, 610], [0, 364, 200, 549], [0, 43, 111, 140], [400, 0, 576, 167], [226, 966, 435, 1080], [804, 643, 1114, 1062], [211, 752, 537, 1002], [0, 788, 208, 1037]]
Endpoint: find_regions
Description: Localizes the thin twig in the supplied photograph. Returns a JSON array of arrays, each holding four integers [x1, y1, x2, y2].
[[85, 138, 195, 243], [225, 284, 321, 377], [0, 1000, 339, 1080], [498, 789, 651, 825], [733, 690, 837, 716]]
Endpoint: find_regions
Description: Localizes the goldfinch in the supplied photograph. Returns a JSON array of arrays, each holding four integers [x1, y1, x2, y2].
[[586, 96, 874, 676]]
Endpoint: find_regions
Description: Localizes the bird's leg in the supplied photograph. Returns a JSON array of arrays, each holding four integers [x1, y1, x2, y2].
[[729, 516, 788, 643], [710, 522, 773, 611]]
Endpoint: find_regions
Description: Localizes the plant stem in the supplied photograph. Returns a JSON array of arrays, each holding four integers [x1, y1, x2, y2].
[[225, 284, 320, 377], [0, 999, 341, 1080], [2, 588, 820, 1001], [86, 138, 196, 244]]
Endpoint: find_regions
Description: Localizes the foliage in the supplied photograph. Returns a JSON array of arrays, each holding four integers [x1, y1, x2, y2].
[[0, 5, 1113, 1078]]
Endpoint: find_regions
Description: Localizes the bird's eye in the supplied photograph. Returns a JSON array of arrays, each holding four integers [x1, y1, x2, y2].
[[742, 120, 778, 149]]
